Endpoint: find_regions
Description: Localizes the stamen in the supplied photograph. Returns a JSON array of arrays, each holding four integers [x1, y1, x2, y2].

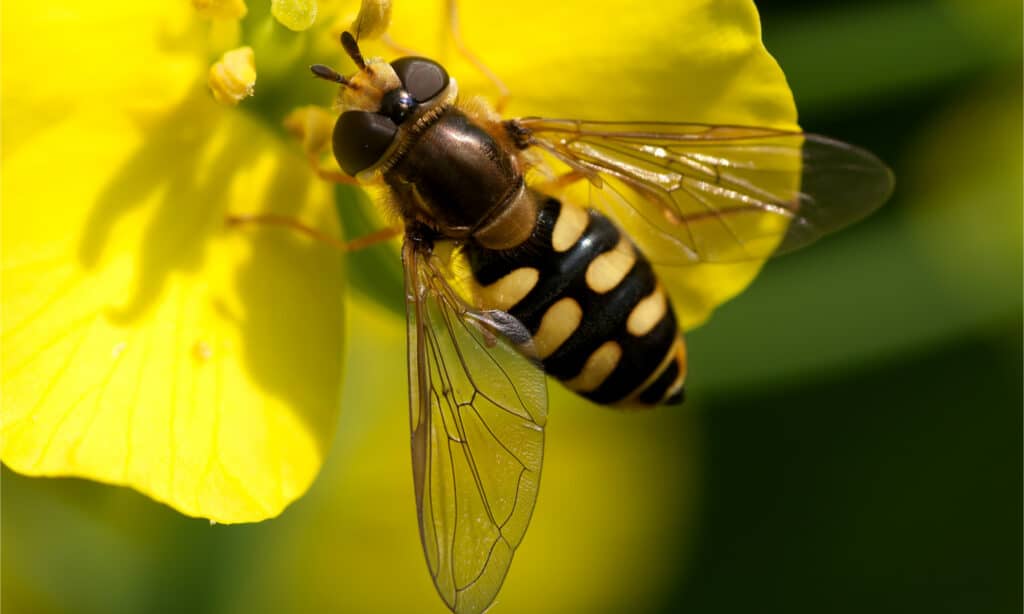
[[350, 0, 393, 40], [208, 46, 257, 106]]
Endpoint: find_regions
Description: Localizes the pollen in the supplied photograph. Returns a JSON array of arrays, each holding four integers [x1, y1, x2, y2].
[[193, 340, 214, 363], [111, 341, 128, 359], [191, 0, 248, 20], [272, 0, 318, 31], [208, 46, 257, 106]]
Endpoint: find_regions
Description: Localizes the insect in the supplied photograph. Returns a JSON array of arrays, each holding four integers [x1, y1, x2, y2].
[[303, 28, 893, 614]]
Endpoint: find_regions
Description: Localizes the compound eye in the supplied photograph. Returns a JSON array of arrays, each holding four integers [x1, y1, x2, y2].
[[390, 57, 449, 102], [332, 111, 398, 175]]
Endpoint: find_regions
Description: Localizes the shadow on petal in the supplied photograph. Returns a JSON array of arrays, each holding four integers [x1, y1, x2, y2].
[[4, 85, 344, 520]]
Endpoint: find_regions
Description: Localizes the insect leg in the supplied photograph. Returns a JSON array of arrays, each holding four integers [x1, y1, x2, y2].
[[311, 163, 361, 186], [282, 108, 362, 186], [445, 0, 510, 113], [225, 214, 402, 252]]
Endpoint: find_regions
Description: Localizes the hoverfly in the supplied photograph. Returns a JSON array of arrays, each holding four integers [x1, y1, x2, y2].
[[305, 25, 893, 614]]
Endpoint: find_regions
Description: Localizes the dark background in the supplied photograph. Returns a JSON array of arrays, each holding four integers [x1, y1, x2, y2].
[[678, 1, 1021, 611]]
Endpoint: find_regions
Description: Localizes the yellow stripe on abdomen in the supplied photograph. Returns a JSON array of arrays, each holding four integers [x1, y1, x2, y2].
[[533, 297, 583, 359], [626, 285, 668, 337], [475, 266, 539, 311], [564, 340, 622, 393], [585, 236, 636, 294]]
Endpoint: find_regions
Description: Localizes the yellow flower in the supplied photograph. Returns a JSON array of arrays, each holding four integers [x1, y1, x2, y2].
[[1, 0, 796, 526]]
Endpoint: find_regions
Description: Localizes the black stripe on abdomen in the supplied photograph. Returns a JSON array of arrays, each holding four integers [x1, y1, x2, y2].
[[467, 196, 684, 405]]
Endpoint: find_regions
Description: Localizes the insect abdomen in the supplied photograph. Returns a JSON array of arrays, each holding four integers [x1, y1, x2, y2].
[[466, 197, 686, 405]]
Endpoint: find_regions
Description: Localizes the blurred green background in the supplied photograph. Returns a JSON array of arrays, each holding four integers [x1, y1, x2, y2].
[[4, 1, 1021, 613]]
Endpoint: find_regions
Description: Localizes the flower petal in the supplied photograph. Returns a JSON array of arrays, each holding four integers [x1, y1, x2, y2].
[[1, 89, 344, 522], [374, 0, 797, 328], [193, 0, 249, 20], [381, 0, 796, 127], [2, 0, 800, 526], [1, 2, 201, 155]]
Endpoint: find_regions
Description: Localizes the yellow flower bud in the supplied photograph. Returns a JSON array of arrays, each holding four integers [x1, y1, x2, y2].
[[207, 46, 257, 105]]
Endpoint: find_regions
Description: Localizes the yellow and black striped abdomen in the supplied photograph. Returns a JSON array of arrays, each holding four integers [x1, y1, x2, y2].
[[466, 196, 686, 405]]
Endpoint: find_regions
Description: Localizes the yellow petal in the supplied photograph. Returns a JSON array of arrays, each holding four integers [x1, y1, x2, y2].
[[2, 0, 800, 527], [1, 2, 201, 155], [373, 0, 797, 328], [1, 89, 344, 523], [193, 0, 249, 20], [208, 46, 258, 105], [272, 0, 319, 31], [381, 0, 795, 127]]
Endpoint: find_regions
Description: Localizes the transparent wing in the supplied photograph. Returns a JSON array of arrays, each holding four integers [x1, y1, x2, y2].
[[517, 118, 895, 264], [403, 239, 548, 614]]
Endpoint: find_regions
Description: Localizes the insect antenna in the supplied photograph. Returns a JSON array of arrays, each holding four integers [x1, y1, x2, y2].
[[340, 31, 367, 71], [310, 64, 349, 85]]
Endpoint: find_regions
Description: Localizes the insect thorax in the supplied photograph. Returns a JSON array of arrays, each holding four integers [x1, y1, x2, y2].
[[384, 107, 527, 242]]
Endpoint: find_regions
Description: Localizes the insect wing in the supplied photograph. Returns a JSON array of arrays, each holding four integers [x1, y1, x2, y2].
[[404, 241, 547, 614], [520, 119, 894, 264]]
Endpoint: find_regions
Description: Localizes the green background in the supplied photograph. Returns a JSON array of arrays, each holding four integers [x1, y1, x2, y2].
[[4, 1, 1021, 612]]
